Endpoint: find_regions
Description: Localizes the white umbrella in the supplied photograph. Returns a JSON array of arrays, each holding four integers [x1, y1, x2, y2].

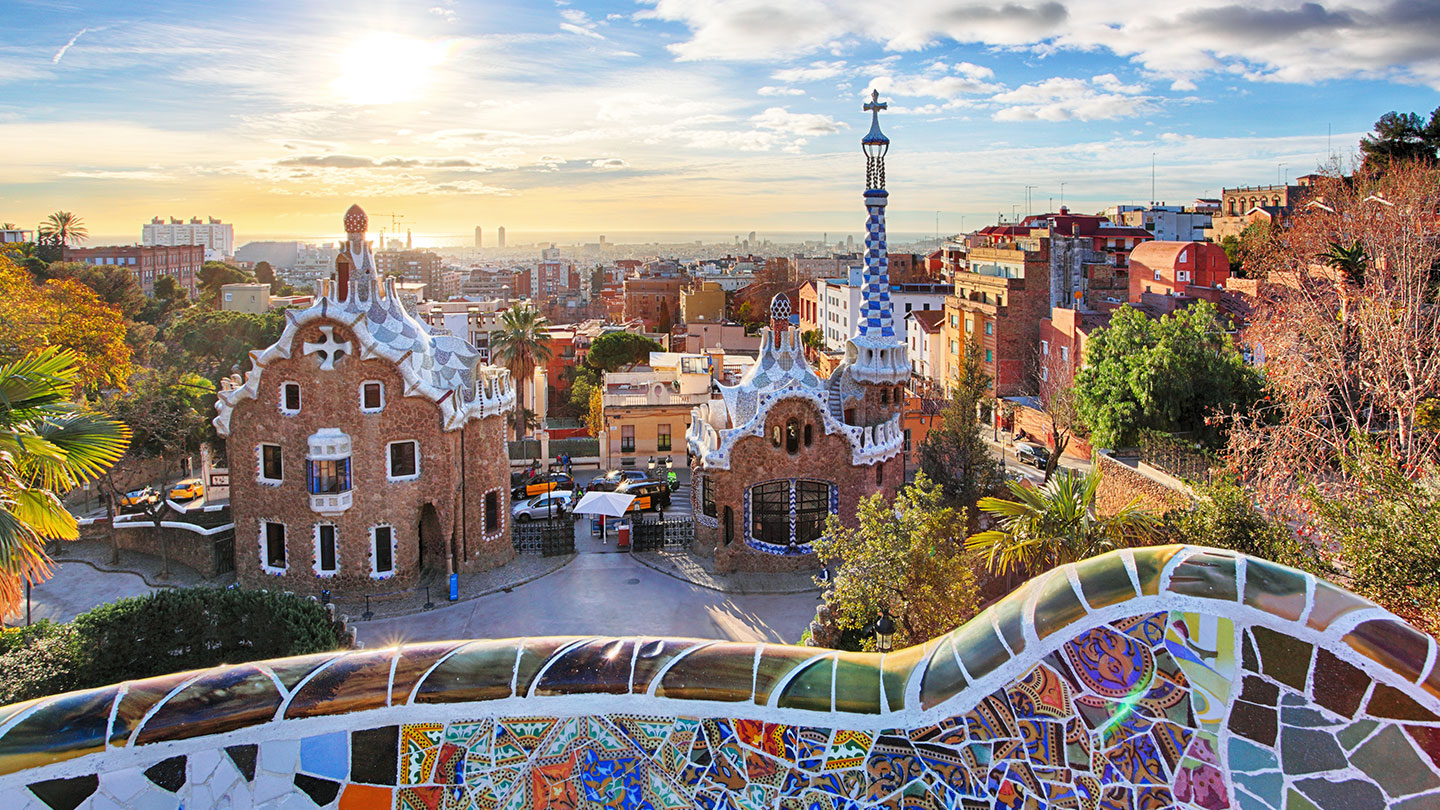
[[571, 491, 636, 543]]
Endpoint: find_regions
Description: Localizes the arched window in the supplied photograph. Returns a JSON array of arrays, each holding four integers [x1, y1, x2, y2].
[[785, 419, 799, 454], [881, 388, 890, 404], [748, 479, 833, 551], [803, 424, 813, 447], [771, 424, 782, 448]]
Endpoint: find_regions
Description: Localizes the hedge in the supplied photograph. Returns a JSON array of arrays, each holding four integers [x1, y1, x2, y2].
[[0, 587, 349, 705]]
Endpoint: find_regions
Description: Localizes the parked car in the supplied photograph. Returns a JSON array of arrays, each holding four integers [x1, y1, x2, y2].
[[614, 478, 672, 512], [1014, 441, 1050, 470], [512, 490, 573, 522], [586, 469, 652, 492], [512, 472, 574, 499], [119, 486, 160, 512], [167, 478, 205, 501]]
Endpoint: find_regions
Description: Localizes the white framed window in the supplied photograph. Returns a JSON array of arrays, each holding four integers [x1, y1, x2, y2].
[[1060, 346, 1070, 362], [224, 292, 233, 302], [386, 440, 420, 481], [314, 524, 338, 576], [261, 520, 287, 573], [360, 381, 385, 412], [258, 443, 283, 484], [371, 524, 396, 578], [280, 382, 301, 414], [1040, 339, 1049, 356]]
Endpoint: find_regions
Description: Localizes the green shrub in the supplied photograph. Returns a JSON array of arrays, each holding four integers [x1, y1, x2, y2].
[[1164, 478, 1329, 575], [0, 587, 346, 705]]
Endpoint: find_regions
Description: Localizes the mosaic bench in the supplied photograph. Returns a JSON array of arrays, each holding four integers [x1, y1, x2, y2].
[[0, 545, 1437, 810]]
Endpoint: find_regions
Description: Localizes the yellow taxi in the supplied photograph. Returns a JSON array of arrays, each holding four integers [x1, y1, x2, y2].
[[168, 478, 205, 501], [511, 472, 575, 499]]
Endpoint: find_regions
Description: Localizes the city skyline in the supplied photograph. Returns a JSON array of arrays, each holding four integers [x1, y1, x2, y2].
[[3, 0, 1437, 242]]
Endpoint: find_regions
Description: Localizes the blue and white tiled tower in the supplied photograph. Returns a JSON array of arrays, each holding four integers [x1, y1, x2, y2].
[[840, 90, 909, 386]]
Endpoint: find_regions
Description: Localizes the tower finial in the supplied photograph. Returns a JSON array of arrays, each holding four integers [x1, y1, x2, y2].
[[862, 90, 889, 191]]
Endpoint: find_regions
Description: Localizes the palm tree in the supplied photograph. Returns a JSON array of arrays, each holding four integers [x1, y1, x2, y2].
[[0, 348, 130, 614], [1322, 239, 1367, 287], [965, 468, 1158, 577], [37, 211, 87, 247], [490, 305, 553, 440]]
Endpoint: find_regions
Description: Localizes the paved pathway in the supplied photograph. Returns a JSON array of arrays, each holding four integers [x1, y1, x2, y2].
[[355, 549, 821, 647], [9, 559, 156, 626]]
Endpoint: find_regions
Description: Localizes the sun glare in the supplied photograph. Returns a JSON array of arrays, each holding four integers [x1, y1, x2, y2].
[[330, 32, 449, 105]]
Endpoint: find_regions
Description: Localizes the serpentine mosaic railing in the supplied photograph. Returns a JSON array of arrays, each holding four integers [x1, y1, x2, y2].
[[2, 545, 1438, 810]]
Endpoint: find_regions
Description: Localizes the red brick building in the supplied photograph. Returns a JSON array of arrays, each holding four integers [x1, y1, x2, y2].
[[1128, 240, 1231, 303], [796, 281, 819, 332], [623, 276, 682, 330], [214, 206, 516, 598], [63, 244, 202, 296]]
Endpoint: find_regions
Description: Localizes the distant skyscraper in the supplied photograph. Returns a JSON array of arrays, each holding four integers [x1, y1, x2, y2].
[[748, 231, 756, 244], [142, 216, 234, 261], [847, 234, 854, 251], [406, 228, 412, 250], [498, 226, 506, 248], [475, 226, 482, 249]]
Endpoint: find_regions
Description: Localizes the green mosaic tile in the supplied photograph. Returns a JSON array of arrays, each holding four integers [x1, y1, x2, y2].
[[1337, 719, 1379, 751], [1167, 549, 1239, 601], [632, 639, 704, 695], [413, 640, 521, 704], [1250, 626, 1313, 691], [880, 643, 928, 713], [831, 653, 883, 715], [949, 610, 1010, 683], [752, 645, 815, 706], [1343, 619, 1432, 685], [1132, 545, 1183, 596], [1242, 557, 1308, 621], [1030, 571, 1089, 641], [285, 648, 396, 719], [1278, 726, 1346, 775], [654, 642, 758, 702], [134, 664, 281, 746], [918, 637, 967, 711], [776, 654, 835, 712], [265, 651, 342, 693], [1074, 552, 1139, 610], [988, 591, 1028, 656], [0, 685, 118, 776], [534, 638, 635, 696], [1350, 723, 1440, 799]]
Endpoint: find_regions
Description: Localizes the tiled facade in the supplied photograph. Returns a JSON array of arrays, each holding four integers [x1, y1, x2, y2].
[[2, 547, 1437, 810]]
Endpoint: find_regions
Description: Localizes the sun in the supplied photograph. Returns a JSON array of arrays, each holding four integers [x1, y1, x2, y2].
[[330, 32, 450, 105]]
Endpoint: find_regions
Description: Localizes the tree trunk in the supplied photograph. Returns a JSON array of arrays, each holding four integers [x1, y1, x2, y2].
[[105, 492, 118, 565]]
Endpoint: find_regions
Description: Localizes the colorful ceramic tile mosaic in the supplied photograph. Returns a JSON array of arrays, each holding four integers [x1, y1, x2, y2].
[[1, 546, 1438, 810]]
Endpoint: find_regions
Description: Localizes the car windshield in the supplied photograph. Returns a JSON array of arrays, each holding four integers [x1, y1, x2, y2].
[[126, 489, 146, 497]]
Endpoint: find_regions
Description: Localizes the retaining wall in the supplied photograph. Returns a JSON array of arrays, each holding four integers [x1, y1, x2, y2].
[[1, 545, 1437, 810]]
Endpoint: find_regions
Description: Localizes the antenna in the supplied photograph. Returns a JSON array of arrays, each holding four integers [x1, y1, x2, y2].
[[1151, 153, 1156, 206], [1025, 185, 1037, 217]]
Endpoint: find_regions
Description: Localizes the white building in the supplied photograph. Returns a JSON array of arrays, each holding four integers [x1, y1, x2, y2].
[[1108, 205, 1212, 243], [905, 309, 946, 391], [816, 267, 948, 352], [142, 217, 234, 261], [1, 228, 33, 243], [416, 299, 505, 362]]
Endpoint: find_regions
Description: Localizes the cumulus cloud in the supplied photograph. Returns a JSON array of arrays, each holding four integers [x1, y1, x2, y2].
[[991, 76, 1155, 121], [640, 0, 1440, 89], [771, 60, 849, 83], [590, 157, 628, 168], [869, 72, 999, 100], [758, 85, 805, 96], [749, 107, 847, 135]]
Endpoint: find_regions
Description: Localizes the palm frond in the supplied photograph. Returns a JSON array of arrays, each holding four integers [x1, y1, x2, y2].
[[0, 348, 81, 420], [30, 411, 131, 483], [8, 487, 77, 541]]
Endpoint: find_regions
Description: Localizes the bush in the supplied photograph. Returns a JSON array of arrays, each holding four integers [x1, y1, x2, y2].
[[0, 588, 347, 705], [1164, 479, 1329, 576]]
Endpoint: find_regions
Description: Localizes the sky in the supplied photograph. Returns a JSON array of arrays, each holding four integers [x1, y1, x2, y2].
[[2, 0, 1438, 246]]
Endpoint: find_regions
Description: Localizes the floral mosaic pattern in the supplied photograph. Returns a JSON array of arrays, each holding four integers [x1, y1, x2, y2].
[[2, 547, 1438, 810]]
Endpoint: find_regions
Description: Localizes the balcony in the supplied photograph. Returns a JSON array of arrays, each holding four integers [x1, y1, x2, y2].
[[310, 490, 353, 514], [604, 390, 713, 408]]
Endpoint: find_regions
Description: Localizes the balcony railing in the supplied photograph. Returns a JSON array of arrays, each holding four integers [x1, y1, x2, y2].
[[603, 390, 713, 408], [310, 490, 353, 514]]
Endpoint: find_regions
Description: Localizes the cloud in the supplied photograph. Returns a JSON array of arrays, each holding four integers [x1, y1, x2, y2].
[[991, 76, 1156, 121], [559, 8, 605, 39], [750, 107, 847, 135], [771, 60, 848, 83], [758, 86, 805, 96], [53, 28, 89, 64], [61, 169, 169, 180], [1170, 77, 1198, 91], [642, 0, 1440, 89], [590, 158, 628, 169], [869, 72, 999, 99]]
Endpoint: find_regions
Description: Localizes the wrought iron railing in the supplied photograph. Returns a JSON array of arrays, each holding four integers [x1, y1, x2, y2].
[[629, 517, 694, 552], [512, 517, 575, 556]]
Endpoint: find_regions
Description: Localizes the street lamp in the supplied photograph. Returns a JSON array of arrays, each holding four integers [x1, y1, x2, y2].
[[874, 609, 895, 653]]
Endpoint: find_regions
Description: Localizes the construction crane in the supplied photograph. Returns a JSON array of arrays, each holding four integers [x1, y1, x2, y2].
[[373, 212, 408, 250]]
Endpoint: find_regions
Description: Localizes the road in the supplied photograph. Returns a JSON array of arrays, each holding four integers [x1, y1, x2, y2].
[[13, 560, 155, 625], [355, 550, 819, 647]]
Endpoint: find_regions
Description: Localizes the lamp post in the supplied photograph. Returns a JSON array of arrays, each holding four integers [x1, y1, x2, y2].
[[874, 609, 895, 653]]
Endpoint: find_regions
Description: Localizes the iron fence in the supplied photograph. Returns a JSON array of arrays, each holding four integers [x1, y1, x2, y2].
[[512, 517, 575, 556], [1138, 430, 1217, 485], [630, 517, 695, 552]]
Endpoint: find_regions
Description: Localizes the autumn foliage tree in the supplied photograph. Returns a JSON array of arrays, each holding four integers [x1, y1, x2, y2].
[[1225, 161, 1440, 510], [0, 256, 133, 396]]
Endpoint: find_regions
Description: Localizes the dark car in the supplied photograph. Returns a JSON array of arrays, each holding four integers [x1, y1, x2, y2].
[[586, 469, 652, 492], [614, 477, 672, 511], [1014, 441, 1050, 470], [511, 471, 575, 499]]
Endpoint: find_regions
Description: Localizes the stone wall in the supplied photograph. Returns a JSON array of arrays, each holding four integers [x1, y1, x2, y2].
[[1095, 450, 1192, 516], [78, 519, 232, 579], [3, 546, 1437, 810]]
